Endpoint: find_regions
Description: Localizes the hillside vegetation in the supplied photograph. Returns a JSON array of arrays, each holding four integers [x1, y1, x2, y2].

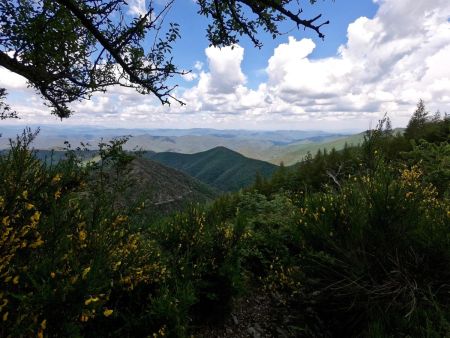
[[148, 147, 278, 191], [0, 102, 449, 337], [123, 157, 218, 212]]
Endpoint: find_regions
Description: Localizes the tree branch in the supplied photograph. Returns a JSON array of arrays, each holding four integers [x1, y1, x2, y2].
[[242, 0, 329, 39], [55, 0, 169, 104]]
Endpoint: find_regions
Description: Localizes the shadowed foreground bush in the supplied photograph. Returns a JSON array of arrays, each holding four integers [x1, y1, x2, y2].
[[0, 130, 243, 337], [1, 118, 449, 337]]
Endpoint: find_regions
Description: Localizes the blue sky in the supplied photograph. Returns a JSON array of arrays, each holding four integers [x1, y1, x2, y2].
[[1, 0, 450, 131], [168, 0, 379, 87]]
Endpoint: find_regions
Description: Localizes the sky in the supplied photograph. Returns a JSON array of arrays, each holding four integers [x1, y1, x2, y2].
[[0, 0, 450, 131]]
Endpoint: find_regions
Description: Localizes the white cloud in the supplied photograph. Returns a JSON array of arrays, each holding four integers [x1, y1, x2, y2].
[[128, 0, 146, 16], [168, 0, 450, 129], [1, 0, 450, 130], [0, 68, 28, 89], [194, 61, 204, 71], [204, 45, 246, 94], [182, 72, 198, 82]]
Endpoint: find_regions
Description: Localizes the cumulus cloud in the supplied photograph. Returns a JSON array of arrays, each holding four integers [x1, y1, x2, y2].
[[182, 72, 198, 82], [194, 61, 204, 71], [203, 45, 246, 94], [169, 0, 450, 129], [1, 0, 450, 130], [127, 0, 146, 16], [0, 67, 28, 89]]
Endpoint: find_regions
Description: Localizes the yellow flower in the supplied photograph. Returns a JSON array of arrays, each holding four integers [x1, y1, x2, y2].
[[37, 329, 44, 338], [84, 297, 99, 305], [30, 237, 44, 248], [82, 267, 91, 280], [103, 308, 114, 317], [25, 202, 34, 210], [116, 215, 128, 222], [78, 230, 87, 241], [50, 272, 56, 279], [41, 319, 47, 330], [2, 216, 10, 226], [52, 173, 62, 184], [31, 211, 41, 223], [22, 191, 28, 199], [0, 298, 8, 309], [54, 189, 62, 199], [12, 276, 19, 284]]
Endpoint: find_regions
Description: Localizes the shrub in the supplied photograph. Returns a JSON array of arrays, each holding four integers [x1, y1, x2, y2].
[[290, 161, 450, 336]]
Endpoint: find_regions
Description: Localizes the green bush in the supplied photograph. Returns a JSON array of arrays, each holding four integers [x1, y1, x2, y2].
[[0, 131, 245, 337], [1, 106, 449, 337], [283, 162, 450, 337]]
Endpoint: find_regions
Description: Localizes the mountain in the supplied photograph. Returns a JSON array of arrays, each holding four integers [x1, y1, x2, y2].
[[0, 126, 354, 164], [271, 128, 406, 165], [121, 157, 219, 213], [271, 132, 366, 165], [147, 146, 278, 191]]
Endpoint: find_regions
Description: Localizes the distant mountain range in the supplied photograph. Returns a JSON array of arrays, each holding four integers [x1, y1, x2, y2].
[[147, 146, 278, 191], [0, 126, 362, 165], [271, 132, 366, 164]]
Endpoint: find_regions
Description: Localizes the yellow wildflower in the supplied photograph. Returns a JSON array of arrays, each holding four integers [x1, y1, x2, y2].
[[54, 189, 62, 199], [116, 215, 128, 222], [22, 191, 28, 199], [31, 211, 41, 223], [52, 173, 62, 184], [25, 202, 34, 210], [12, 276, 19, 284], [2, 216, 10, 226], [84, 297, 99, 305], [78, 230, 87, 241], [30, 237, 44, 248], [82, 267, 91, 280], [103, 308, 114, 317], [0, 298, 8, 309], [41, 319, 47, 330]]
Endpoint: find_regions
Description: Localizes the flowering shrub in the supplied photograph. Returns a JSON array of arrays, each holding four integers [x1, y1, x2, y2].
[[0, 130, 244, 337], [1, 120, 449, 337]]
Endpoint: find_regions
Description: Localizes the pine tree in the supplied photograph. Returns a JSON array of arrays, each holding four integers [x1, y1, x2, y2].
[[405, 99, 429, 139]]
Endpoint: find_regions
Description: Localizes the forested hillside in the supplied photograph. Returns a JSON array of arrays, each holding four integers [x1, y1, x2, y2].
[[1, 102, 449, 337], [148, 146, 278, 191]]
